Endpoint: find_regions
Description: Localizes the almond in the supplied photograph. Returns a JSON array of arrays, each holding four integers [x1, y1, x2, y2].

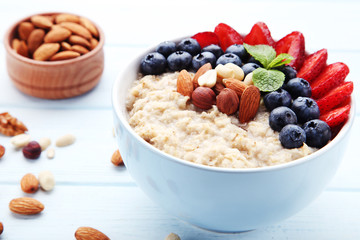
[[89, 38, 98, 50], [223, 78, 247, 97], [238, 85, 261, 123], [216, 88, 239, 115], [12, 38, 20, 50], [191, 87, 216, 110], [44, 27, 71, 43], [16, 40, 29, 57], [111, 149, 124, 166], [18, 22, 35, 40], [71, 45, 89, 55], [55, 13, 80, 24], [31, 15, 53, 29], [0, 221, 3, 235], [193, 63, 212, 88], [60, 22, 92, 40], [198, 69, 217, 88], [68, 35, 91, 48], [33, 43, 60, 61], [28, 29, 45, 54], [0, 144, 5, 159], [50, 51, 80, 61], [20, 173, 39, 194], [177, 69, 193, 98], [75, 227, 110, 240], [9, 197, 44, 215], [79, 17, 99, 37], [61, 41, 72, 51]]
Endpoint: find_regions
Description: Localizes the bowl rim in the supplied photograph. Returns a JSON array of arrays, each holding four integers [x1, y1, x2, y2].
[[3, 11, 105, 66], [112, 42, 356, 174]]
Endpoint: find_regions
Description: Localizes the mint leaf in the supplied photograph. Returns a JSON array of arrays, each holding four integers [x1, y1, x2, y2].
[[252, 68, 285, 92], [243, 43, 276, 69], [267, 53, 294, 69]]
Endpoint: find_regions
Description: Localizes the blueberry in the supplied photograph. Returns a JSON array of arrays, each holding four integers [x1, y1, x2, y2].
[[284, 78, 312, 98], [269, 106, 298, 132], [216, 53, 242, 67], [264, 89, 292, 111], [303, 119, 331, 148], [177, 38, 201, 56], [140, 52, 167, 75], [225, 44, 249, 62], [202, 44, 224, 59], [192, 52, 216, 71], [247, 56, 263, 67], [156, 41, 176, 58], [242, 63, 261, 77], [291, 97, 320, 123], [167, 51, 192, 71], [279, 124, 306, 149], [275, 65, 297, 82]]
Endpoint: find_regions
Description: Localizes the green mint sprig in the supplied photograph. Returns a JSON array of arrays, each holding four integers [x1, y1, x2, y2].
[[243, 43, 294, 92]]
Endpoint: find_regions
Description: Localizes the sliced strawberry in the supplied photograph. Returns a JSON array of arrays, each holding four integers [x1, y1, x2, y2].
[[316, 81, 353, 114], [244, 22, 275, 46], [311, 62, 350, 99], [320, 104, 351, 128], [275, 31, 305, 70], [192, 31, 219, 49], [214, 23, 243, 51], [297, 48, 328, 83]]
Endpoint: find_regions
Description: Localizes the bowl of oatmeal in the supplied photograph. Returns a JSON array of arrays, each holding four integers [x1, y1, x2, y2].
[[112, 24, 355, 232]]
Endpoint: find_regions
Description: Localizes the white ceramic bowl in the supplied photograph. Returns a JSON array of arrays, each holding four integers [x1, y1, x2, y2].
[[112, 46, 355, 232]]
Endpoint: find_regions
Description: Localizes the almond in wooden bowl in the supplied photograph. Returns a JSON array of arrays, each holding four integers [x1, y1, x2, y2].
[[4, 12, 104, 99]]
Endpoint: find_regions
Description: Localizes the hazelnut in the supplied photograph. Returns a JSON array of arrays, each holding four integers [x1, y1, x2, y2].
[[213, 82, 225, 95], [0, 144, 5, 159], [216, 88, 239, 115], [20, 173, 39, 194], [22, 141, 41, 159], [191, 87, 216, 110]]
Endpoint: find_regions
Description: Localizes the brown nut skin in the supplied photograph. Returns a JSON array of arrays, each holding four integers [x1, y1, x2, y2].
[[75, 227, 110, 240], [22, 141, 41, 159], [0, 144, 5, 159], [111, 149, 124, 166], [191, 87, 216, 110], [0, 221, 3, 235], [21, 173, 39, 193], [216, 88, 239, 115]]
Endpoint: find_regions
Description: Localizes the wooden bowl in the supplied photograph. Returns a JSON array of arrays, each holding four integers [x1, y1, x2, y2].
[[4, 12, 104, 99]]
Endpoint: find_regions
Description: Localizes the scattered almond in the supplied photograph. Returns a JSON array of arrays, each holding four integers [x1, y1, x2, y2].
[[55, 13, 80, 24], [75, 226, 110, 240], [56, 133, 76, 147], [238, 85, 261, 123], [31, 15, 53, 29], [50, 51, 81, 61], [60, 22, 92, 40], [192, 63, 212, 88], [27, 29, 45, 54], [177, 69, 193, 98], [44, 27, 71, 43], [33, 43, 60, 61], [111, 149, 124, 166], [0, 145, 5, 159], [20, 173, 39, 194], [79, 17, 99, 38], [223, 78, 247, 97], [9, 197, 44, 215], [38, 170, 55, 191], [18, 22, 34, 40], [10, 133, 31, 148]]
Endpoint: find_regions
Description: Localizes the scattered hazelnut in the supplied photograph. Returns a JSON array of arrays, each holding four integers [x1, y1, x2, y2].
[[0, 221, 3, 235], [20, 173, 39, 194], [111, 149, 124, 166], [216, 88, 240, 115], [22, 141, 41, 159], [0, 144, 5, 159], [191, 87, 216, 110]]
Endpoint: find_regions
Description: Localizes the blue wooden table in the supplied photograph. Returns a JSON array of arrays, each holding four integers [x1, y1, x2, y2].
[[0, 0, 359, 239]]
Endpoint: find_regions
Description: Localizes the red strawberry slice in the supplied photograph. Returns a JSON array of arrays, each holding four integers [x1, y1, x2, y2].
[[214, 23, 243, 51], [320, 104, 351, 128], [192, 31, 219, 49], [244, 22, 275, 46], [275, 31, 305, 70], [297, 48, 328, 83], [316, 81, 353, 114], [311, 62, 350, 99]]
